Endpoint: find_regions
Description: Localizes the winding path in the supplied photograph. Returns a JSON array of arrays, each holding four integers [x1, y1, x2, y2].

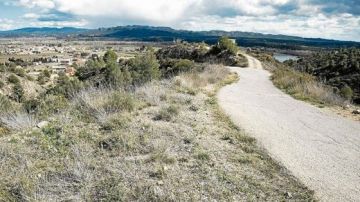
[[217, 55, 360, 201]]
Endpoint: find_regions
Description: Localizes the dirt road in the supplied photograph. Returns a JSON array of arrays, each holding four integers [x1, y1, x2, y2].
[[217, 55, 360, 201]]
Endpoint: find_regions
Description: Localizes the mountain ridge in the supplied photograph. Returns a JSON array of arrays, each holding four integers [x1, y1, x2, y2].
[[0, 25, 359, 49]]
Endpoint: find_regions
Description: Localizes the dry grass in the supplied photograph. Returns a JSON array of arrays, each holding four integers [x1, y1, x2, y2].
[[72, 87, 136, 124], [272, 66, 346, 106], [0, 111, 37, 131], [0, 64, 314, 201]]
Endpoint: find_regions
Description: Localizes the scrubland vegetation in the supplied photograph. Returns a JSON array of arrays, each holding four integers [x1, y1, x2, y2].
[[284, 48, 360, 104], [0, 38, 314, 201]]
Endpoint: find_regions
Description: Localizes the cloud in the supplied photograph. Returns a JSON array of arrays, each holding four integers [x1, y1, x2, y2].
[[180, 13, 360, 41], [0, 19, 15, 30], [8, 0, 360, 41], [17, 0, 55, 9]]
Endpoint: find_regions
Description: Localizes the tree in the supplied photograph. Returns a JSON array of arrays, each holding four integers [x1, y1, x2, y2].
[[218, 36, 238, 55], [128, 50, 160, 84], [76, 58, 105, 80], [105, 62, 132, 87]]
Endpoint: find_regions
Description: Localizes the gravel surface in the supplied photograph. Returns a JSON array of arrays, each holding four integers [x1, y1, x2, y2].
[[217, 55, 360, 201]]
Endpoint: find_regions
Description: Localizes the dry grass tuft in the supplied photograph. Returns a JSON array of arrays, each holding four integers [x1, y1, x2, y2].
[[0, 111, 37, 131], [72, 87, 135, 124]]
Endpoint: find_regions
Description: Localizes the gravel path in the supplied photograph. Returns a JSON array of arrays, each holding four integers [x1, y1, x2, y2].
[[217, 55, 360, 201]]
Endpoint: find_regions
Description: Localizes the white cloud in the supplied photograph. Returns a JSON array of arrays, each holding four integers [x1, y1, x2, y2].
[[10, 0, 360, 41], [17, 0, 55, 9], [180, 13, 360, 41], [0, 19, 16, 30], [23, 13, 40, 19], [28, 19, 88, 27]]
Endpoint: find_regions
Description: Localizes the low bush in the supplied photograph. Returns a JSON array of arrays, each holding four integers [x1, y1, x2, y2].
[[0, 94, 12, 114], [340, 86, 353, 100], [8, 74, 20, 84], [0, 64, 6, 72], [14, 68, 26, 77], [161, 59, 195, 77], [154, 105, 179, 121], [12, 83, 25, 102], [105, 91, 135, 113]]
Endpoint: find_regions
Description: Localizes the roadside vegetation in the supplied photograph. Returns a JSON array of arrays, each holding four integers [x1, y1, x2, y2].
[[285, 48, 360, 104], [0, 38, 314, 201], [250, 50, 347, 107]]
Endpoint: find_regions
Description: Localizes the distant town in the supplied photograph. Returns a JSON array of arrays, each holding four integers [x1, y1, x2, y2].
[[0, 38, 162, 82]]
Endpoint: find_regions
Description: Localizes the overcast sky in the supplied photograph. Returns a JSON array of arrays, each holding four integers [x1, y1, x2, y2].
[[0, 0, 359, 41]]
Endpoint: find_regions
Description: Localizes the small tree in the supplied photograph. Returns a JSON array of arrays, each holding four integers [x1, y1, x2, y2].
[[218, 36, 238, 55], [106, 63, 132, 87], [128, 50, 160, 84]]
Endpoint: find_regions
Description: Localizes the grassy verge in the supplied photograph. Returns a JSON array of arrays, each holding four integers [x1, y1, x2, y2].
[[250, 52, 346, 107], [0, 64, 314, 201], [271, 66, 345, 107]]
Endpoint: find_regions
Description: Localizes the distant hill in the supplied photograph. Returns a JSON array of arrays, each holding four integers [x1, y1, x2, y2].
[[0, 27, 88, 37], [1, 25, 359, 49]]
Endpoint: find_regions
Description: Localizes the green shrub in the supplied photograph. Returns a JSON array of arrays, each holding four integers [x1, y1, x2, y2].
[[103, 50, 118, 64], [23, 99, 41, 114], [195, 150, 210, 161], [340, 86, 353, 100], [38, 95, 69, 117], [49, 73, 83, 98], [14, 68, 26, 77], [154, 105, 179, 121], [105, 91, 135, 112], [218, 36, 238, 55], [12, 83, 24, 102], [0, 81, 4, 89], [91, 177, 125, 201], [76, 58, 105, 80], [43, 69, 51, 78], [128, 51, 160, 84], [0, 64, 6, 72], [0, 94, 12, 113], [8, 74, 20, 84], [37, 74, 47, 85], [26, 75, 34, 81], [105, 63, 132, 87]]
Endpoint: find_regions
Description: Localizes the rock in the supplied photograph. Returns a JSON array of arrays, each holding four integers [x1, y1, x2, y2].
[[157, 180, 164, 186], [343, 104, 351, 110], [352, 109, 360, 115], [37, 121, 49, 128]]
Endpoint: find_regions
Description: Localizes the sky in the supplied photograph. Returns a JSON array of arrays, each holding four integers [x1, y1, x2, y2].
[[0, 0, 359, 41]]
